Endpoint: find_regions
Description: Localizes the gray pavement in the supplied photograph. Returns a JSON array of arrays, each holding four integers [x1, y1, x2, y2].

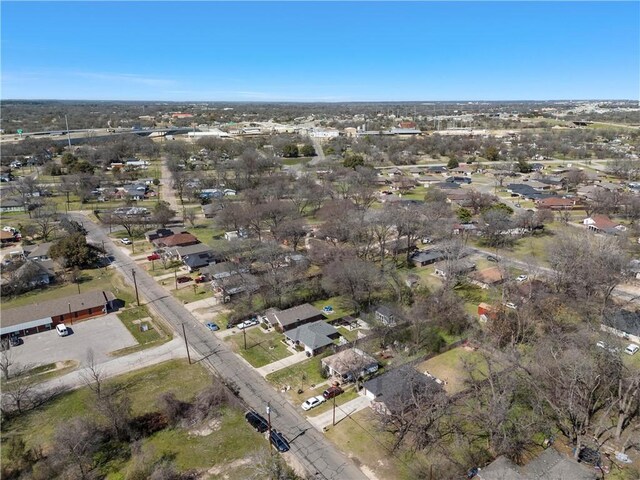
[[307, 394, 372, 431], [70, 212, 369, 480], [10, 313, 137, 368]]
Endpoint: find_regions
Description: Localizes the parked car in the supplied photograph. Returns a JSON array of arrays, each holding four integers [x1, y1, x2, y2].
[[270, 430, 290, 453], [503, 302, 517, 310], [237, 318, 259, 329], [176, 276, 191, 284], [245, 411, 269, 433], [205, 322, 219, 332], [323, 386, 344, 400], [624, 343, 639, 355], [9, 335, 22, 347], [147, 253, 160, 261], [56, 323, 69, 337], [301, 395, 326, 411], [516, 275, 528, 282], [194, 275, 207, 283], [120, 238, 132, 245]]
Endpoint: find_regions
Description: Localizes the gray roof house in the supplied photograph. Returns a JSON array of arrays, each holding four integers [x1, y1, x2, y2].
[[410, 249, 446, 267], [202, 261, 249, 280], [23, 242, 53, 261], [284, 321, 339, 356], [264, 304, 326, 332], [477, 448, 596, 480], [601, 309, 640, 344], [374, 305, 397, 327], [322, 348, 379, 381], [363, 365, 444, 415], [145, 227, 188, 242]]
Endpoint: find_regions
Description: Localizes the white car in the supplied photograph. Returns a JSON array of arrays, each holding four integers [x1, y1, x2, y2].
[[236, 318, 259, 330], [301, 395, 326, 411], [120, 238, 132, 245], [503, 302, 517, 310], [516, 275, 528, 283], [624, 343, 639, 355]]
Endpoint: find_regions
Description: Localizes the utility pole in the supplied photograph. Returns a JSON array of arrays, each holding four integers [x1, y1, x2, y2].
[[65, 115, 72, 149], [131, 269, 140, 306], [174, 266, 178, 290], [68, 302, 72, 324], [332, 395, 336, 426], [243, 326, 247, 350], [267, 403, 273, 455], [181, 323, 192, 364]]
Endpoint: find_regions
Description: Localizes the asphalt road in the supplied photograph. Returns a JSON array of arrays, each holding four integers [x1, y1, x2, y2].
[[71, 213, 367, 480]]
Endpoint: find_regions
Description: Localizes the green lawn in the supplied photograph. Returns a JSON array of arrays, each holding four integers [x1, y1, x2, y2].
[[415, 347, 493, 394], [114, 305, 171, 355], [171, 284, 210, 304], [266, 355, 328, 391], [226, 328, 292, 368], [1, 359, 268, 478], [1, 267, 135, 309], [311, 296, 354, 320]]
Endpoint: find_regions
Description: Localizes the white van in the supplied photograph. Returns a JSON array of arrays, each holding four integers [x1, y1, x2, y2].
[[624, 343, 639, 355], [56, 323, 69, 337]]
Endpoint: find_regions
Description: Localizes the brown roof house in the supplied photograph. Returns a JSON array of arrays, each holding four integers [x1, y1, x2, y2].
[[153, 233, 199, 248], [264, 304, 326, 332], [1, 290, 116, 338], [583, 215, 627, 235], [535, 197, 578, 210], [468, 267, 505, 289]]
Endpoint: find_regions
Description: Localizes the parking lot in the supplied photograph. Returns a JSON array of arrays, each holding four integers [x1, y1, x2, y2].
[[8, 313, 138, 368]]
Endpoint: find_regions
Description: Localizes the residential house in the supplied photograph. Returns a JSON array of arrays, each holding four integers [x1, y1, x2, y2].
[[410, 249, 446, 267], [322, 348, 379, 382], [477, 447, 596, 480], [426, 165, 448, 175], [1, 290, 116, 339], [535, 197, 578, 210], [264, 304, 326, 332], [153, 233, 199, 249], [211, 272, 259, 302], [374, 305, 397, 327], [453, 223, 480, 236], [202, 261, 248, 281], [284, 321, 340, 356], [363, 365, 444, 415], [434, 261, 476, 279], [202, 203, 223, 218], [468, 267, 505, 289], [450, 164, 475, 176], [23, 242, 53, 261], [478, 302, 496, 323], [583, 215, 627, 234], [601, 309, 640, 344], [145, 227, 188, 243], [14, 259, 55, 288], [0, 198, 26, 213]]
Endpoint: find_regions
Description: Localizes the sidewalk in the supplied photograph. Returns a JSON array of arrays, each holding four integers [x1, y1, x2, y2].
[[307, 394, 371, 431], [256, 351, 309, 377], [38, 337, 186, 393]]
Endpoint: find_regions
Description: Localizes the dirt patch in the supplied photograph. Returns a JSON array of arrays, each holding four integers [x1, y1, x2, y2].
[[203, 457, 251, 477], [189, 417, 222, 437], [360, 464, 383, 480]]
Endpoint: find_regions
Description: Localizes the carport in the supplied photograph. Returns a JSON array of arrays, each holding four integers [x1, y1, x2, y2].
[[1, 316, 53, 338]]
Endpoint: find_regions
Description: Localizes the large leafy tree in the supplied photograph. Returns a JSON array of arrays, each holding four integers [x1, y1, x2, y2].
[[50, 233, 98, 269]]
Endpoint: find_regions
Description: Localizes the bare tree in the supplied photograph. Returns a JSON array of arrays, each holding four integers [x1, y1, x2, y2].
[[32, 202, 58, 241], [53, 417, 102, 480], [0, 347, 15, 381], [80, 349, 104, 399]]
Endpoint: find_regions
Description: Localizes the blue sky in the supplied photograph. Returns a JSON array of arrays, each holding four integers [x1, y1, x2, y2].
[[2, 1, 638, 101]]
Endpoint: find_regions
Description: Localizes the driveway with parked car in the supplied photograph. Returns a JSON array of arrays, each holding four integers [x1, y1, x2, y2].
[[8, 313, 138, 368]]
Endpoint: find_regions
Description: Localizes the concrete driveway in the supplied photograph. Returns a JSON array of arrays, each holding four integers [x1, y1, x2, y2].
[[9, 313, 137, 368]]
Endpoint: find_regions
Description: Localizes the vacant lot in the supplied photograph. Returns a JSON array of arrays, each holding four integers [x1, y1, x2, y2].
[[226, 326, 292, 368], [1, 359, 268, 478], [416, 346, 490, 394]]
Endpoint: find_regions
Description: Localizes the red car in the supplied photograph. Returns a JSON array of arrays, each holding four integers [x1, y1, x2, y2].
[[194, 275, 207, 283], [147, 253, 161, 261], [176, 276, 191, 284]]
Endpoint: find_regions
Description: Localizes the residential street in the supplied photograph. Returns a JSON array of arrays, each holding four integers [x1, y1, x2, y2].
[[70, 212, 369, 480]]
